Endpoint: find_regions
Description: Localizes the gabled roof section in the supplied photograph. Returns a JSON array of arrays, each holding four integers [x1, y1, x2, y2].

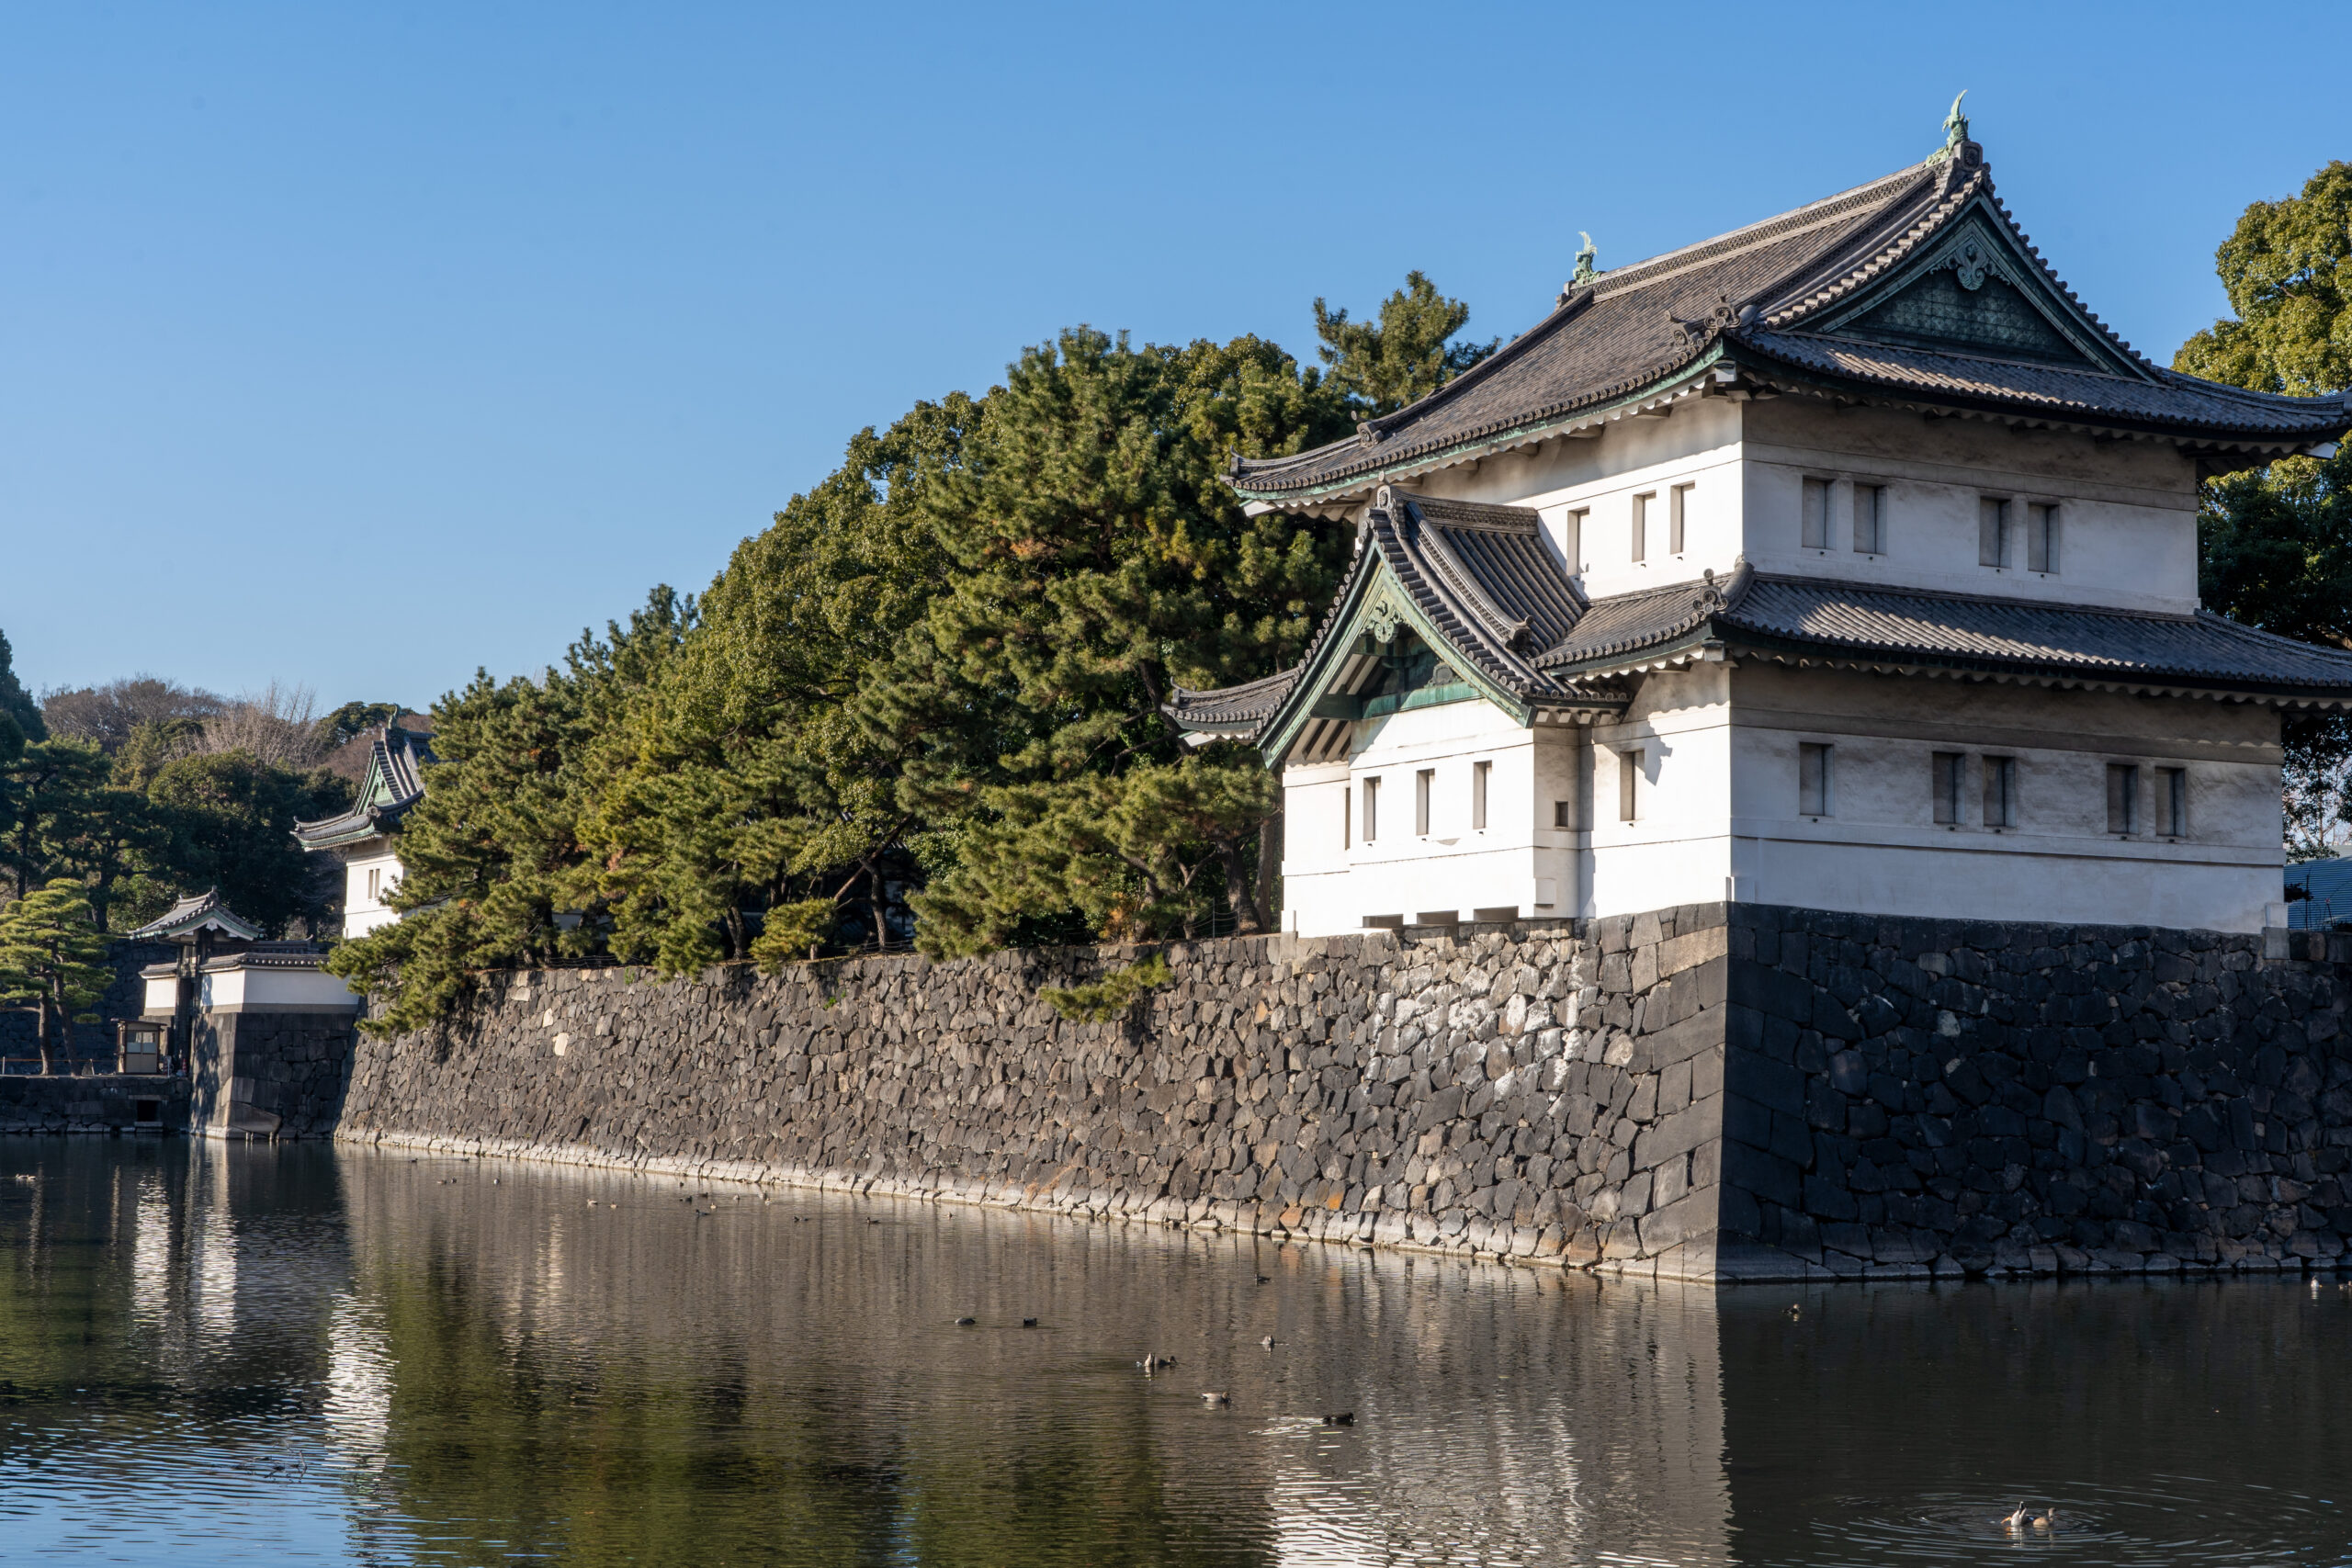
[[1535, 567, 2352, 704], [1232, 141, 2349, 502], [1166, 488, 1627, 764], [127, 888, 266, 943], [293, 726, 435, 852]]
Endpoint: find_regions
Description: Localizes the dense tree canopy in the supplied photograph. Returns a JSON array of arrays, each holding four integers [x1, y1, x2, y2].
[[875, 329, 1354, 955], [2175, 162, 2351, 398], [1312, 271, 1495, 416], [2174, 161, 2352, 857]]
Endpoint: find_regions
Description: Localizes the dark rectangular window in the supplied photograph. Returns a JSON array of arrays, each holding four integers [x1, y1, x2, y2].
[[1472, 760, 1490, 830], [1632, 492, 1652, 561], [1566, 507, 1587, 571], [1979, 497, 2010, 568], [1416, 769, 1434, 836], [1343, 784, 1351, 850], [1670, 482, 1693, 555], [1802, 477, 1831, 549], [1932, 751, 1964, 825], [1554, 799, 1571, 829], [2027, 502, 2060, 573], [1983, 755, 2018, 827], [1798, 742, 1832, 817], [2159, 767, 2188, 837], [1854, 483, 1886, 555], [2107, 762, 2139, 835], [1363, 776, 1379, 842], [1619, 750, 1642, 821]]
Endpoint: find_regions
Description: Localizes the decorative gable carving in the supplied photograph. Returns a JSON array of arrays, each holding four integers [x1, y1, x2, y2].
[[1814, 210, 2139, 377], [1845, 269, 2091, 367]]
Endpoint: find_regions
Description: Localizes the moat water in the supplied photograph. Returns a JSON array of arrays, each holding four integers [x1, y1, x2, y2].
[[2, 1138, 2348, 1567]]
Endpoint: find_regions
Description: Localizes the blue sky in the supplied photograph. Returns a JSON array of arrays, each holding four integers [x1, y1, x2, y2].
[[3, 2, 2340, 711]]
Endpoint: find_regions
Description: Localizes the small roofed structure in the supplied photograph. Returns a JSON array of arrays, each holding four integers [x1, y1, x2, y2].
[[293, 725, 433, 939], [126, 887, 266, 944], [132, 888, 356, 1132], [1181, 118, 2352, 938]]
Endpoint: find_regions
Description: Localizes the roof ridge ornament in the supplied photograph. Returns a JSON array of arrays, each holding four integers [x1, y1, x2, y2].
[[1571, 232, 1598, 287], [1933, 90, 1969, 161]]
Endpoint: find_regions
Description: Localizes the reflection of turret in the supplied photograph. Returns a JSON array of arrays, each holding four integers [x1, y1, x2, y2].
[[334, 1154, 1736, 1565]]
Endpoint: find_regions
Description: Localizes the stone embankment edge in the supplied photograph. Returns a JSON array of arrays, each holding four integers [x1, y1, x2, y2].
[[332, 1130, 1608, 1270]]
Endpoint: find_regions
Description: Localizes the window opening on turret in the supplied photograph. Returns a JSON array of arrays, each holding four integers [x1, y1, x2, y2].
[[1984, 755, 2018, 827], [2027, 502, 2061, 573], [1979, 497, 2011, 568], [1854, 484, 1886, 555], [1416, 770, 1434, 836], [1670, 483, 1693, 555], [1632, 492, 1653, 561], [1802, 477, 1832, 549], [1799, 743, 1833, 818]]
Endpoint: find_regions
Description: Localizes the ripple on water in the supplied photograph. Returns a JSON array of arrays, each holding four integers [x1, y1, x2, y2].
[[1808, 1478, 2347, 1566]]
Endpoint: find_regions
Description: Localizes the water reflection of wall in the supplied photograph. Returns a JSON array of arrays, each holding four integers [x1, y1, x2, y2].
[[335, 1148, 1735, 1567], [1716, 1280, 2352, 1562]]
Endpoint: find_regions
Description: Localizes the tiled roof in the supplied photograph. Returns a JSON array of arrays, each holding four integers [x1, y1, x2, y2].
[[1739, 332, 2347, 437], [1165, 490, 1628, 756], [1538, 570, 2352, 700], [1166, 668, 1297, 731], [293, 726, 435, 850], [1232, 144, 2348, 499], [126, 888, 265, 942]]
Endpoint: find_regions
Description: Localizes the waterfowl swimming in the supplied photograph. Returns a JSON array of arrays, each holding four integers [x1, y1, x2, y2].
[[954, 1316, 977, 1325], [1320, 1412, 1355, 1427], [2002, 1502, 2029, 1529], [2032, 1508, 2056, 1530], [1022, 1317, 1039, 1328], [1261, 1336, 1277, 1348], [1201, 1391, 1228, 1404]]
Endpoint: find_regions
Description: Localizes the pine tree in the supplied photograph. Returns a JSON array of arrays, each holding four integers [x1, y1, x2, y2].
[[1313, 271, 1496, 416], [0, 630, 43, 741], [0, 880, 112, 1074], [871, 328, 1353, 956], [2174, 161, 2352, 853], [573, 400, 971, 976], [328, 589, 692, 1033]]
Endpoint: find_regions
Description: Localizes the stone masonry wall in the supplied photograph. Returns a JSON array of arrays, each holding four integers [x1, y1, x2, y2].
[[343, 910, 1734, 1277], [0, 1073, 189, 1134], [336, 903, 2352, 1282], [191, 1010, 358, 1138], [1718, 906, 2352, 1280]]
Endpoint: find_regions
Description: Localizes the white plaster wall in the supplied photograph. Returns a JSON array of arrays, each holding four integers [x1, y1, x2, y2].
[[199, 964, 361, 1011], [344, 847, 406, 939], [1586, 664, 1736, 917], [142, 975, 177, 1015], [1737, 401, 2201, 613], [1724, 664, 2282, 931], [1281, 699, 1584, 937], [1415, 395, 1747, 604]]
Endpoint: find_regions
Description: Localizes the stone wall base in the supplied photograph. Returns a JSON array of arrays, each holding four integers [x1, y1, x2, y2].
[[323, 904, 2352, 1283]]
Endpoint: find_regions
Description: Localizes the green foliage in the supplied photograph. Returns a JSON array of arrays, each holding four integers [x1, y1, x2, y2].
[[2175, 162, 2352, 398], [328, 590, 692, 1035], [1313, 269, 1496, 416], [0, 880, 112, 1072], [314, 699, 408, 751], [1, 741, 111, 903], [1039, 951, 1171, 1023], [573, 404, 970, 976], [145, 751, 351, 935], [0, 630, 44, 741], [2175, 162, 2352, 855], [876, 327, 1352, 957]]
